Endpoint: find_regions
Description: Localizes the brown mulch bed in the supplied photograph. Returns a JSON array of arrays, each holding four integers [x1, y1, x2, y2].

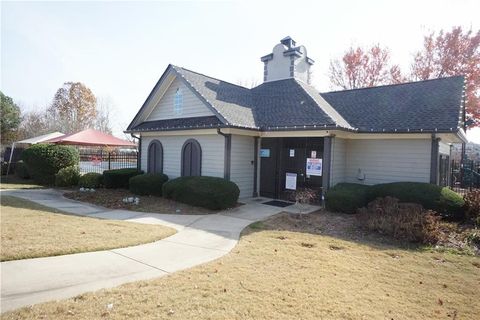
[[64, 188, 218, 215]]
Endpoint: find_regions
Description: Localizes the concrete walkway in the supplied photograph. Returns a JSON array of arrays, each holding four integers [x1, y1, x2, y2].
[[1, 189, 319, 313]]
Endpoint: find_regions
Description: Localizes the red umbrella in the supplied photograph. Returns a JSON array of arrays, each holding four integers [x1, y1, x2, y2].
[[44, 129, 136, 147]]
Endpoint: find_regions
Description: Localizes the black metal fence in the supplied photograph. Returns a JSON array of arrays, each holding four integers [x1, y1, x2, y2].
[[79, 149, 138, 174], [450, 159, 480, 195]]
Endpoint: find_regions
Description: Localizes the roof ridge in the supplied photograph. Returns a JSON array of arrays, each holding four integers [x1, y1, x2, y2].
[[173, 65, 251, 90], [295, 80, 353, 129], [321, 75, 465, 95]]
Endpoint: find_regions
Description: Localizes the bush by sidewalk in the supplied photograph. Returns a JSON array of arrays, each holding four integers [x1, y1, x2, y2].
[[163, 176, 239, 210]]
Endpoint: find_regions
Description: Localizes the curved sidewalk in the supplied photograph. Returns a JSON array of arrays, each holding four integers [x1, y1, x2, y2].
[[0, 189, 291, 313]]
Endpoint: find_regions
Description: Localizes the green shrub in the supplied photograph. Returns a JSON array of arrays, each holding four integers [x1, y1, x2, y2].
[[15, 160, 30, 179], [55, 166, 80, 187], [79, 172, 103, 188], [367, 182, 464, 220], [163, 176, 240, 210], [129, 173, 169, 196], [325, 183, 370, 214], [103, 168, 143, 189], [357, 197, 441, 244], [21, 144, 79, 185]]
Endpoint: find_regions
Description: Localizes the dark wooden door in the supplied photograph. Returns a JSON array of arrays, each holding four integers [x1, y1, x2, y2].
[[260, 138, 280, 198], [304, 138, 323, 190], [147, 140, 163, 173], [182, 139, 201, 176]]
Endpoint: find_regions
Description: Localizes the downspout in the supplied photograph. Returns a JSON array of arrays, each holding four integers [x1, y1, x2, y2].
[[430, 134, 440, 184], [131, 133, 141, 171], [253, 137, 259, 197], [217, 128, 231, 180]]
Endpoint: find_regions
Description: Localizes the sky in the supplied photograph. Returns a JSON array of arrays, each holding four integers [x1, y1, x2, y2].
[[2, 0, 480, 140]]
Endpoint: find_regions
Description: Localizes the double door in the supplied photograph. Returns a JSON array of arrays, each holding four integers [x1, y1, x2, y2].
[[260, 137, 323, 200]]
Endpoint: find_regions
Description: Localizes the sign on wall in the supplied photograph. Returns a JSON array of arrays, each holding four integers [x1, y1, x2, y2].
[[311, 151, 317, 158], [260, 149, 270, 157], [289, 149, 295, 157], [285, 172, 297, 190], [306, 158, 322, 176]]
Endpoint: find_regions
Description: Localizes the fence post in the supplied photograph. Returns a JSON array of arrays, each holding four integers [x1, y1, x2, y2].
[[108, 152, 111, 170]]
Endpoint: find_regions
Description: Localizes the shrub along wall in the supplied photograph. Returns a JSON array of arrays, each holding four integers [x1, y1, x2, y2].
[[163, 176, 240, 210], [129, 173, 169, 196], [78, 172, 103, 188], [326, 182, 464, 218], [21, 144, 79, 185], [325, 183, 370, 214], [103, 168, 143, 189]]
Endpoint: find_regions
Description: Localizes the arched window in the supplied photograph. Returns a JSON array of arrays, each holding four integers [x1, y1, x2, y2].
[[147, 140, 163, 173], [181, 139, 201, 176], [174, 88, 183, 115]]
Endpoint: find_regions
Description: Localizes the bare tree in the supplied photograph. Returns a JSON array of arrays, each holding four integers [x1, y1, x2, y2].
[[329, 45, 403, 90], [94, 96, 113, 134]]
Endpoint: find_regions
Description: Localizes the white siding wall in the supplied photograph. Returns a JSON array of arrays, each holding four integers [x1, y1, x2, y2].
[[230, 135, 255, 198], [146, 77, 214, 121], [141, 134, 224, 179], [330, 137, 347, 186], [344, 139, 431, 185], [439, 141, 451, 155]]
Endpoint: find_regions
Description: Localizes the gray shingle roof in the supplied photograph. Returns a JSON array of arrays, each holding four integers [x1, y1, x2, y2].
[[129, 65, 465, 133], [251, 79, 350, 129], [131, 116, 223, 132], [173, 66, 257, 129], [321, 76, 465, 132]]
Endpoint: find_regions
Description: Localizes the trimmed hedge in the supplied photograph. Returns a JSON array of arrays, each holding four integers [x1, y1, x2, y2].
[[325, 183, 370, 214], [163, 176, 240, 210], [325, 181, 465, 219], [79, 172, 103, 188], [129, 173, 169, 196], [367, 182, 464, 219], [103, 168, 143, 189], [15, 160, 30, 179], [55, 166, 80, 187], [21, 144, 79, 185]]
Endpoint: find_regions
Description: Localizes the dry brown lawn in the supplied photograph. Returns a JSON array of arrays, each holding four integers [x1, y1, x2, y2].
[[0, 196, 176, 261], [3, 211, 479, 319], [64, 188, 217, 214]]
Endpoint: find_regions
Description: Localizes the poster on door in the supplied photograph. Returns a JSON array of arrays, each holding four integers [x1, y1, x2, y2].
[[285, 172, 297, 190], [306, 158, 322, 176]]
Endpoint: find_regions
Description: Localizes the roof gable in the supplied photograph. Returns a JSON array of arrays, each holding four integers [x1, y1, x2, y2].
[[127, 65, 229, 131], [145, 77, 214, 122]]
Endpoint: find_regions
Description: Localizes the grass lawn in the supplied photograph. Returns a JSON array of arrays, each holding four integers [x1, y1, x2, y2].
[[3, 211, 479, 319], [0, 196, 176, 261], [0, 175, 44, 190], [64, 188, 217, 215]]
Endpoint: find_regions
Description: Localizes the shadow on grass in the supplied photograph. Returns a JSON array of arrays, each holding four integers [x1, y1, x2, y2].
[[243, 210, 425, 253], [0, 176, 45, 190], [1, 195, 68, 215]]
